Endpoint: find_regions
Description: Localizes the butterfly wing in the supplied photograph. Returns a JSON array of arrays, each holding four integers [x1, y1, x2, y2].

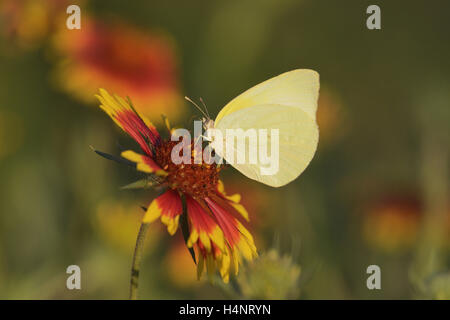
[[215, 69, 319, 123], [212, 69, 319, 187]]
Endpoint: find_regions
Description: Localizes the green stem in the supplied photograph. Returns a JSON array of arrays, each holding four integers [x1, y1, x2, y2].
[[129, 222, 150, 300]]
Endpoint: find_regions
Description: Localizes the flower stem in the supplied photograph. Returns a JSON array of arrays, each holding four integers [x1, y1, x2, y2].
[[129, 222, 150, 300]]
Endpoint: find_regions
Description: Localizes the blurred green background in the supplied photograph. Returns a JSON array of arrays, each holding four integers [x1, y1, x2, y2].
[[0, 0, 449, 299]]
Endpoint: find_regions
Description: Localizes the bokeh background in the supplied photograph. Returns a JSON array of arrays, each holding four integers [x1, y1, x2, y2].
[[0, 0, 449, 299]]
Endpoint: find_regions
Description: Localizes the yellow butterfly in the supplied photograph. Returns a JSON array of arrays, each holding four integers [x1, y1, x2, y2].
[[196, 69, 319, 188]]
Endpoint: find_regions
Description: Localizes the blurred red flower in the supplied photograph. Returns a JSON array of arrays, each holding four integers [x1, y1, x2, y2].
[[53, 18, 184, 121], [363, 193, 423, 252]]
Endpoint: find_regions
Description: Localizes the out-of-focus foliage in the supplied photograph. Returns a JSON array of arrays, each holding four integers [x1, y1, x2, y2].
[[0, 0, 448, 299], [236, 249, 301, 299], [425, 273, 450, 300]]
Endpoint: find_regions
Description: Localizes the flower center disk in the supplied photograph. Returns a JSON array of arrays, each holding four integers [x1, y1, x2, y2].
[[155, 140, 221, 198]]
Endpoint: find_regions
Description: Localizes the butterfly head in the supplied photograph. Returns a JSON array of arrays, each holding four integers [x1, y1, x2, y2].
[[202, 117, 214, 131], [185, 96, 213, 129]]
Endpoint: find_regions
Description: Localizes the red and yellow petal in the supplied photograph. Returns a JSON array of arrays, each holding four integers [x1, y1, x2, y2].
[[205, 197, 257, 262], [216, 180, 249, 221], [185, 196, 225, 253], [96, 89, 160, 155], [196, 241, 235, 283], [214, 244, 232, 282], [121, 150, 167, 176], [143, 189, 182, 235], [192, 196, 257, 283]]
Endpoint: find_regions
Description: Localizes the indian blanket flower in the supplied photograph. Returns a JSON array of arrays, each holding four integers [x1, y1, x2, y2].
[[53, 18, 184, 121], [95, 89, 257, 283]]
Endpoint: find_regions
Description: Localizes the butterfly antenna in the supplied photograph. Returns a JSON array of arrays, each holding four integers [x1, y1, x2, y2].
[[199, 97, 211, 119], [185, 96, 208, 118]]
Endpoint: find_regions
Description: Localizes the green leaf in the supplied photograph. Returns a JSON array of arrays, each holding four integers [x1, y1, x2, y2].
[[90, 146, 135, 167], [120, 178, 157, 190]]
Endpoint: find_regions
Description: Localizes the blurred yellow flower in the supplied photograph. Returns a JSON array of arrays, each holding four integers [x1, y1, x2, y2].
[[52, 17, 184, 121], [316, 86, 347, 145], [95, 198, 162, 253], [0, 0, 71, 49], [165, 238, 201, 288]]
